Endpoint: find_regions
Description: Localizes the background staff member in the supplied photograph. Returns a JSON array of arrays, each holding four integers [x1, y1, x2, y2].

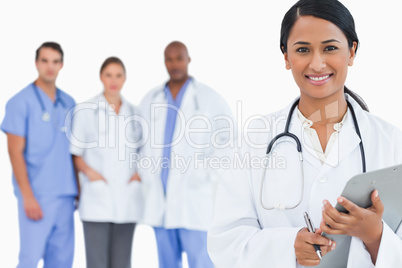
[[1, 42, 77, 268], [138, 41, 234, 268], [70, 57, 143, 268], [208, 0, 402, 267]]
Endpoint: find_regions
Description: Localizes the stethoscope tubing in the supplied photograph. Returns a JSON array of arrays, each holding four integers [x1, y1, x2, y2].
[[32, 82, 67, 120], [260, 97, 366, 210]]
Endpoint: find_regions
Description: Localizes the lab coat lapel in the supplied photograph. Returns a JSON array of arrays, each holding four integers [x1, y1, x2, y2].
[[178, 81, 197, 118], [169, 81, 197, 156], [287, 109, 323, 169], [269, 100, 321, 170], [151, 86, 168, 150], [318, 99, 364, 178], [119, 96, 132, 116], [324, 114, 360, 164], [173, 82, 196, 141]]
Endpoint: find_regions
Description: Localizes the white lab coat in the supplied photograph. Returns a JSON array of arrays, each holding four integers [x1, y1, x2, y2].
[[207, 95, 402, 268], [138, 78, 234, 231], [70, 94, 143, 223]]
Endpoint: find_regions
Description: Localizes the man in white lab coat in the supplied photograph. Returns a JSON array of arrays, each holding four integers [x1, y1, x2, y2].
[[138, 41, 234, 268]]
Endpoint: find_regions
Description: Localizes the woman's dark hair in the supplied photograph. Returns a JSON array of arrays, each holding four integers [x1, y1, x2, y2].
[[100, 56, 126, 75], [280, 0, 368, 111]]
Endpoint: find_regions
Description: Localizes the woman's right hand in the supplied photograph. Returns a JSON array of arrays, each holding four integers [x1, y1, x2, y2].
[[294, 227, 336, 266], [85, 168, 107, 183]]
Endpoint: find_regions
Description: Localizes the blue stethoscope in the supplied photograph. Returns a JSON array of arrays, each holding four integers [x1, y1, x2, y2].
[[260, 98, 366, 210], [32, 82, 68, 132]]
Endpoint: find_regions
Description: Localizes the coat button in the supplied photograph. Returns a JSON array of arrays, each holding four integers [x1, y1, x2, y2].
[[319, 176, 327, 183]]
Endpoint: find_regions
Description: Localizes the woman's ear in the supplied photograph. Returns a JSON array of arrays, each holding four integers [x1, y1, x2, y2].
[[348, 41, 357, 66], [284, 52, 291, 70], [282, 46, 291, 70]]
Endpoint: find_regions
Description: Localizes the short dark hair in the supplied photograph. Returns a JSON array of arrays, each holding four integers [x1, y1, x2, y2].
[[100, 57, 126, 75], [35, 42, 64, 62], [280, 0, 359, 54]]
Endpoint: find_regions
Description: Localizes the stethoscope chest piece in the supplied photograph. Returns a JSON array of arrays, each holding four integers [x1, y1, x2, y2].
[[33, 83, 67, 131], [42, 111, 51, 122]]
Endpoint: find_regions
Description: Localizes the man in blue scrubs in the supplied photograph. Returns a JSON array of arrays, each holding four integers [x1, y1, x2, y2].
[[1, 42, 77, 268]]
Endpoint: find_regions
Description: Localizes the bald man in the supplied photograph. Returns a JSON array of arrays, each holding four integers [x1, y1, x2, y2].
[[138, 41, 234, 268]]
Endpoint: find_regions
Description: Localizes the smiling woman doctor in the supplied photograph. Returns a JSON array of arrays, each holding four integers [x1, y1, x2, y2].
[[207, 0, 402, 267]]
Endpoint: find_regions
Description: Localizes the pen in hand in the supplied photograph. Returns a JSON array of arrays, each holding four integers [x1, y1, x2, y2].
[[303, 211, 322, 260]]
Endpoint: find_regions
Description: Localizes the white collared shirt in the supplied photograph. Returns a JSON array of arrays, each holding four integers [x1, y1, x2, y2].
[[297, 108, 347, 164]]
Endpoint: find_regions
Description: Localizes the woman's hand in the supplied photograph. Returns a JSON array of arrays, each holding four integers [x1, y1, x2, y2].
[[294, 227, 336, 266], [320, 190, 383, 263], [129, 173, 141, 183], [85, 168, 107, 183]]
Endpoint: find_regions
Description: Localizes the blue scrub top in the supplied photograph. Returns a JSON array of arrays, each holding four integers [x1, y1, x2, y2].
[[1, 83, 78, 198], [161, 78, 192, 193]]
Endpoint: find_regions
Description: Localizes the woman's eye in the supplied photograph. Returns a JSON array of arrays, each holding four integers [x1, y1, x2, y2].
[[325, 46, 338, 51], [296, 47, 309, 53]]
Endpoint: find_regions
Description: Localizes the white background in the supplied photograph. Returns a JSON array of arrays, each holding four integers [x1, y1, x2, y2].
[[1, 0, 401, 267]]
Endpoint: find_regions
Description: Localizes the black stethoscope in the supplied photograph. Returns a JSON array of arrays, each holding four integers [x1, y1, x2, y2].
[[260, 98, 366, 210], [32, 82, 68, 132]]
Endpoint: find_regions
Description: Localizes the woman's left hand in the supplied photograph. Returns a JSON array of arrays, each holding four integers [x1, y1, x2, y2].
[[320, 190, 383, 244], [320, 190, 384, 263]]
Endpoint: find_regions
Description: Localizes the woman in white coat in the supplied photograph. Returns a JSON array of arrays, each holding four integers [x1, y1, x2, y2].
[[207, 0, 402, 267], [70, 57, 142, 268]]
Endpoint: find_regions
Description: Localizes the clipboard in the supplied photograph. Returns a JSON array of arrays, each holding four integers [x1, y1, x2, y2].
[[316, 163, 402, 267], [335, 163, 402, 232]]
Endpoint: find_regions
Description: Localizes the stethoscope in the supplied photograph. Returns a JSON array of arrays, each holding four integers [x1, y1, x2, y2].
[[32, 82, 68, 133], [158, 78, 199, 107], [260, 98, 366, 210]]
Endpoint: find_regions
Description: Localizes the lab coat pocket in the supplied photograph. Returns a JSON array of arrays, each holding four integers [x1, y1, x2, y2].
[[186, 172, 212, 195], [112, 180, 143, 221], [127, 180, 142, 200], [86, 179, 107, 189], [185, 173, 214, 226], [82, 180, 110, 203], [79, 180, 112, 220], [128, 181, 144, 215]]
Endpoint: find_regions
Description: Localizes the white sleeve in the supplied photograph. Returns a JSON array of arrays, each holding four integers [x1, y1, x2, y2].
[[69, 103, 88, 156], [136, 95, 152, 180], [347, 237, 374, 267], [208, 95, 236, 185], [373, 127, 402, 267], [126, 104, 143, 172], [375, 222, 402, 267], [207, 167, 301, 268], [347, 221, 402, 268]]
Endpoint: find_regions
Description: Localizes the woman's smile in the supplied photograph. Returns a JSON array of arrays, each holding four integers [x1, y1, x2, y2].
[[305, 73, 333, 86]]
